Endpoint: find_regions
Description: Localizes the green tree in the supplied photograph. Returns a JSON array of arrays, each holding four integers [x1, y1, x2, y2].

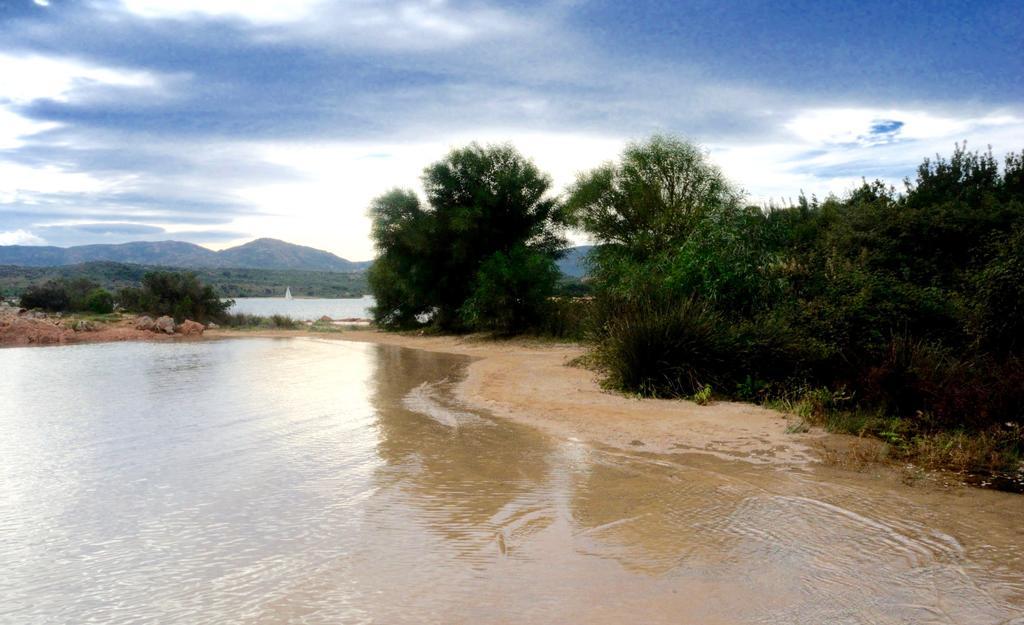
[[118, 271, 231, 323], [85, 288, 114, 314], [565, 135, 741, 262], [368, 143, 565, 332], [460, 244, 560, 334]]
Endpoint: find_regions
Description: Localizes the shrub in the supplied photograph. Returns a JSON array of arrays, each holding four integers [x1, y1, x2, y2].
[[85, 288, 114, 314], [533, 297, 592, 340], [220, 312, 263, 328], [461, 245, 560, 334], [596, 295, 735, 397], [268, 314, 299, 329], [19, 278, 103, 312], [119, 271, 232, 323], [19, 280, 71, 311]]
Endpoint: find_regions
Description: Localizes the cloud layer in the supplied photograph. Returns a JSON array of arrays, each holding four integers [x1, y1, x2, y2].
[[1, 0, 1021, 258]]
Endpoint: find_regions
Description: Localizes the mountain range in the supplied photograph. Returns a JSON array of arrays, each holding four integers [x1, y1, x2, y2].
[[0, 238, 372, 273], [0, 238, 595, 277]]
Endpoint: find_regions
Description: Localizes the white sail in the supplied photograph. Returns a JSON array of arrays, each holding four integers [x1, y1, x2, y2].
[[284, 286, 293, 300]]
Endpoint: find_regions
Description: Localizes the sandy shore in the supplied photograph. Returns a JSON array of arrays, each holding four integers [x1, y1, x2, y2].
[[325, 329, 825, 466], [3, 312, 823, 466]]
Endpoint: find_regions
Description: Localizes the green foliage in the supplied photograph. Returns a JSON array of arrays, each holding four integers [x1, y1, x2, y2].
[[368, 143, 565, 333], [18, 277, 102, 312], [969, 225, 1024, 353], [461, 245, 559, 334], [595, 295, 735, 397], [118, 271, 232, 323], [692, 385, 713, 406], [564, 135, 740, 261], [19, 280, 71, 311], [574, 137, 1024, 450], [84, 288, 114, 314]]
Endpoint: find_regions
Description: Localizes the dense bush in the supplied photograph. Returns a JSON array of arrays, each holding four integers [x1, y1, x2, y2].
[[85, 288, 114, 314], [569, 138, 1024, 440], [460, 245, 560, 334], [19, 280, 71, 311], [118, 271, 232, 323], [596, 295, 735, 396], [19, 278, 112, 313]]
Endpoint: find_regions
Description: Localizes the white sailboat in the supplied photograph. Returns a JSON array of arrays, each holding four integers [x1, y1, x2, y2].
[[284, 286, 293, 300]]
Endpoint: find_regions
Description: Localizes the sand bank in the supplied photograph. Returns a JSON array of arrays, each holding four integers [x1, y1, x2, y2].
[[329, 330, 824, 466]]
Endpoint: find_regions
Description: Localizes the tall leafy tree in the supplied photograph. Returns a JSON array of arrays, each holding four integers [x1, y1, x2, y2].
[[565, 135, 741, 261], [368, 143, 565, 332]]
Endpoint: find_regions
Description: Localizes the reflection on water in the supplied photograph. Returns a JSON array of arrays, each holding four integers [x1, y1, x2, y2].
[[1, 338, 1022, 624]]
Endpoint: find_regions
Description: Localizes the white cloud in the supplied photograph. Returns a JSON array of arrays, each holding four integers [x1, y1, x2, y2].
[[713, 107, 1024, 205], [784, 107, 1021, 147], [110, 0, 529, 50], [0, 53, 160, 105], [0, 108, 59, 149], [0, 229, 45, 245], [0, 162, 117, 203], [114, 0, 324, 24]]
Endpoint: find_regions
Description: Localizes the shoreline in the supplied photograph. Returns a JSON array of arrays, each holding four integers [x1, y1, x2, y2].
[[0, 317, 948, 479], [0, 315, 865, 469], [249, 328, 828, 466]]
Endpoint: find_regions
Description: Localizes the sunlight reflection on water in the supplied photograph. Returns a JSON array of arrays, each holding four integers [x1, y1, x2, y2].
[[1, 338, 1022, 624]]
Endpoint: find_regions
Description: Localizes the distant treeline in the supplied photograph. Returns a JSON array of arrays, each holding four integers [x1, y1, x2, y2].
[[367, 136, 1023, 474], [16, 271, 232, 323], [0, 261, 369, 299]]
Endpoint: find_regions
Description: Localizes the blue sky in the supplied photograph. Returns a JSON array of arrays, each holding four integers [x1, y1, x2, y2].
[[1, 0, 1021, 259]]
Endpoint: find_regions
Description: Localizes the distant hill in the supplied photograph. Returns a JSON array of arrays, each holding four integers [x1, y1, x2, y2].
[[557, 245, 594, 278], [0, 238, 369, 273], [0, 261, 369, 299]]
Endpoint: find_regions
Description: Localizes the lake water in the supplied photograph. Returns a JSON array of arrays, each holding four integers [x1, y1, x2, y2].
[[1, 338, 1023, 624], [229, 296, 374, 320]]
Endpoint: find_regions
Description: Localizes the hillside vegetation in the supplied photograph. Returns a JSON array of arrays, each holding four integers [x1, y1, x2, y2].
[[0, 262, 368, 299]]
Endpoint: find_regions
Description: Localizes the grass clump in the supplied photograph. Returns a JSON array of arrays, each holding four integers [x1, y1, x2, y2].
[[221, 312, 301, 329]]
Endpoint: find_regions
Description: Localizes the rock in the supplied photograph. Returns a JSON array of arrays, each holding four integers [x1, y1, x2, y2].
[[135, 316, 156, 331], [154, 316, 176, 335], [206, 321, 218, 329], [177, 319, 205, 336], [72, 320, 97, 332]]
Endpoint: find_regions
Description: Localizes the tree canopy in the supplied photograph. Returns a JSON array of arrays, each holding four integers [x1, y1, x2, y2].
[[368, 143, 566, 332]]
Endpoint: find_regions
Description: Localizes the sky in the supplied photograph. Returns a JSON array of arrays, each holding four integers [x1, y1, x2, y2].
[[0, 0, 1021, 260]]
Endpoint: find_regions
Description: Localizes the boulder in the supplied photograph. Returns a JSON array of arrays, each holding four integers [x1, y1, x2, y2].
[[72, 320, 97, 332], [206, 321, 218, 329], [155, 316, 176, 335], [177, 319, 205, 336], [135, 316, 156, 331]]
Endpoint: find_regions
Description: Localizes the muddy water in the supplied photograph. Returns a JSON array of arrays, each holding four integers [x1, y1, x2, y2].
[[1, 338, 1022, 624]]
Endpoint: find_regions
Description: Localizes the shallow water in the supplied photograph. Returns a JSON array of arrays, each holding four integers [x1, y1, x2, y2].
[[1, 338, 1022, 624], [228, 296, 374, 320]]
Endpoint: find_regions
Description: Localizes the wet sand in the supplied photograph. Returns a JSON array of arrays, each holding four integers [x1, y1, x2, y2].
[[208, 328, 826, 466]]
